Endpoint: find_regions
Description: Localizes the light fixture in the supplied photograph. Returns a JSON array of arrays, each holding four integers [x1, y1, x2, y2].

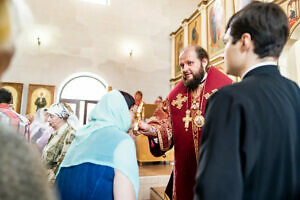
[[122, 41, 140, 57], [33, 26, 53, 48], [37, 37, 41, 46]]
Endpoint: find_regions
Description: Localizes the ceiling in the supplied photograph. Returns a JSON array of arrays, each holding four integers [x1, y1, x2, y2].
[[22, 0, 200, 72]]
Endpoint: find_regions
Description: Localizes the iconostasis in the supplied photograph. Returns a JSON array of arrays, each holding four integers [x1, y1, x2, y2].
[[169, 0, 300, 87]]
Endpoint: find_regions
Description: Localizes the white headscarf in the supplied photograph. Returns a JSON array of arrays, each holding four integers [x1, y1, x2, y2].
[[30, 108, 49, 141], [47, 103, 80, 130]]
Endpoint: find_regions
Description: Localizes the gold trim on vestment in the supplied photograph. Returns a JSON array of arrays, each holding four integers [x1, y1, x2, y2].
[[204, 89, 218, 100], [164, 193, 171, 200], [157, 129, 169, 151], [171, 93, 187, 109]]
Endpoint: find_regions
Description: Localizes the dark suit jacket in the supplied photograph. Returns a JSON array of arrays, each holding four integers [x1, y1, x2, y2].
[[194, 65, 300, 200]]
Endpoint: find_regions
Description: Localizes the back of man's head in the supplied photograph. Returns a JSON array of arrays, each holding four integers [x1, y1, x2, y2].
[[0, 88, 12, 104], [226, 2, 289, 59]]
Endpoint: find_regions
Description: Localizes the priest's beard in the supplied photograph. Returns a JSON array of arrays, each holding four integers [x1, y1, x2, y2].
[[183, 64, 205, 91]]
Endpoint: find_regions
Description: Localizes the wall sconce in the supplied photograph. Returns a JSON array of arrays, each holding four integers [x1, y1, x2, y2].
[[37, 37, 41, 46], [122, 42, 138, 57]]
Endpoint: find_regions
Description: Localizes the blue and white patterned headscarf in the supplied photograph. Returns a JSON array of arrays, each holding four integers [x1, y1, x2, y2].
[[47, 103, 80, 130], [47, 103, 71, 120]]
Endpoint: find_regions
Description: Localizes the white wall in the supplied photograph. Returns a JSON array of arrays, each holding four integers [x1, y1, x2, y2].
[[2, 0, 200, 114], [294, 40, 300, 84], [279, 24, 300, 86]]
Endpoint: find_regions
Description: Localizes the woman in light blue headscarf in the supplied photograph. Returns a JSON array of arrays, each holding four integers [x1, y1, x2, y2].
[[56, 90, 139, 200]]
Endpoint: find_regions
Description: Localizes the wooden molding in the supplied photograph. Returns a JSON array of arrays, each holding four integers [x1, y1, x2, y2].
[[271, 0, 286, 4], [210, 54, 224, 65], [198, 0, 208, 7], [169, 32, 176, 37], [174, 26, 183, 36], [182, 18, 189, 24], [183, 9, 199, 24], [169, 74, 182, 82]]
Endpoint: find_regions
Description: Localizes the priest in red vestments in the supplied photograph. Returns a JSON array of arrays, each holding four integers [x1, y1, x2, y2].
[[137, 46, 233, 200]]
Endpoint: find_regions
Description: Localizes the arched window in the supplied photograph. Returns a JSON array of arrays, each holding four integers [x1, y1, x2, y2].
[[59, 73, 107, 125]]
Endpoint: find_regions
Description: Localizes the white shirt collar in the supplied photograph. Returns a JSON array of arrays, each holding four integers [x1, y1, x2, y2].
[[201, 72, 208, 83], [242, 61, 277, 79]]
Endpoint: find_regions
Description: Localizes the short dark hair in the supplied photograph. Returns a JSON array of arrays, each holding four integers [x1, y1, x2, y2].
[[195, 46, 209, 64], [193, 46, 210, 71], [0, 88, 12, 104], [135, 90, 143, 97], [226, 2, 289, 58], [120, 91, 135, 109]]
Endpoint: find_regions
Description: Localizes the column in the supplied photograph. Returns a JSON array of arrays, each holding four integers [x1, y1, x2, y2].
[[170, 33, 176, 79], [183, 22, 189, 48], [199, 4, 207, 50]]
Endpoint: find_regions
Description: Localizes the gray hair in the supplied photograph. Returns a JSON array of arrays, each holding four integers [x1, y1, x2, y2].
[[0, 124, 57, 199]]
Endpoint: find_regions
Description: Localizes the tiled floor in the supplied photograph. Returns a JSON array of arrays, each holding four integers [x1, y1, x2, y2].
[[150, 187, 165, 200], [139, 162, 173, 176], [138, 163, 173, 200]]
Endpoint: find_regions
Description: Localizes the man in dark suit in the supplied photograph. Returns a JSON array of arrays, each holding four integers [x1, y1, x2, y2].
[[194, 2, 300, 200]]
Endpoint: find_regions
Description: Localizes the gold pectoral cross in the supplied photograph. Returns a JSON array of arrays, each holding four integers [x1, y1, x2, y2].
[[183, 109, 192, 132], [171, 94, 187, 109]]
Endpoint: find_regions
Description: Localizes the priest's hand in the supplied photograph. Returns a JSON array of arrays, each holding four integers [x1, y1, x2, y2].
[[136, 121, 158, 137]]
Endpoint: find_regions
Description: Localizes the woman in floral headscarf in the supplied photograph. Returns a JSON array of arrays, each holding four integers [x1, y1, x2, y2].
[[42, 102, 79, 184]]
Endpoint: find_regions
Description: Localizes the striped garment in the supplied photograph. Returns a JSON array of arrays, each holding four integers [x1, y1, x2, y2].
[[0, 104, 30, 141]]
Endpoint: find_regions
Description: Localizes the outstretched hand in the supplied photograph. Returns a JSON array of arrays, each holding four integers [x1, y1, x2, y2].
[[136, 121, 151, 135], [134, 121, 158, 137]]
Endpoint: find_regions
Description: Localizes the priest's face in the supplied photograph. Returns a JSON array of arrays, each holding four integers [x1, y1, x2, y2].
[[179, 48, 207, 90]]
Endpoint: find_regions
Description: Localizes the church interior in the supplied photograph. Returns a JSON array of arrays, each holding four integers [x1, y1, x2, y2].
[[1, 0, 299, 200]]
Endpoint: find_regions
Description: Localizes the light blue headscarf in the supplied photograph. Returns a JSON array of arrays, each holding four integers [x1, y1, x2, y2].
[[59, 90, 139, 198]]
